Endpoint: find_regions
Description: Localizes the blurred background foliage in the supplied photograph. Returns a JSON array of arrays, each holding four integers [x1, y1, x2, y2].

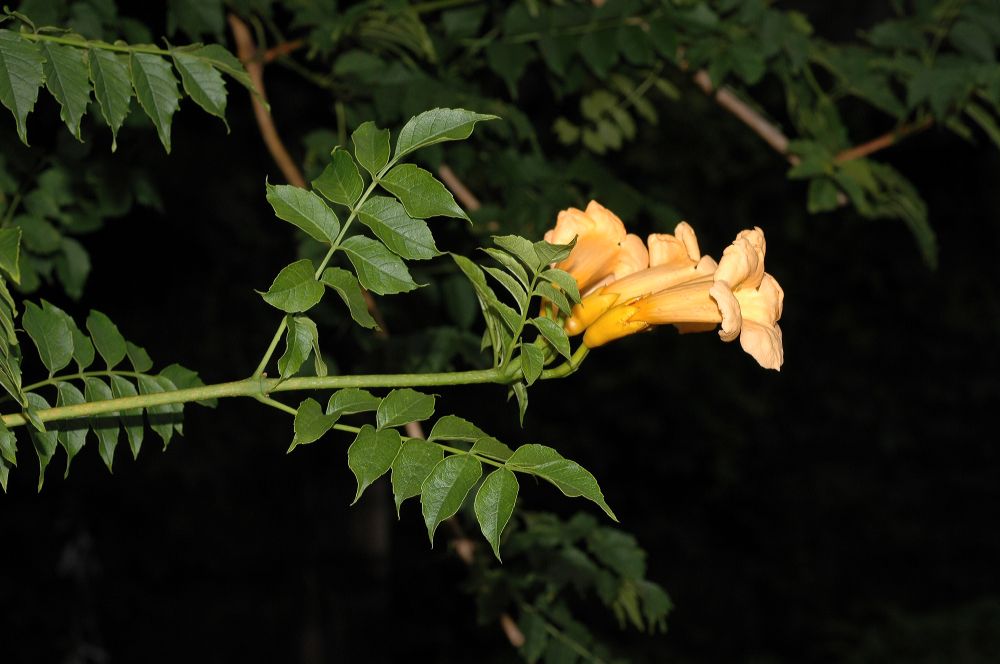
[[1, 0, 999, 662]]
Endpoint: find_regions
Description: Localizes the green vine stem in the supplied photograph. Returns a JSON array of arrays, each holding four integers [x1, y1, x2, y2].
[[2, 367, 504, 429]]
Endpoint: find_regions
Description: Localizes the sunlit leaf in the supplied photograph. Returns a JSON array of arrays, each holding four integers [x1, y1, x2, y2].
[[357, 196, 440, 260], [265, 182, 341, 243], [394, 107, 499, 159], [380, 164, 468, 220], [341, 235, 420, 295], [313, 148, 364, 207], [351, 120, 390, 177], [376, 388, 436, 429], [260, 259, 325, 313]]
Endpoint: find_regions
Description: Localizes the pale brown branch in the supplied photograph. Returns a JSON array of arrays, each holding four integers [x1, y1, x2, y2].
[[439, 164, 481, 211], [263, 38, 305, 63], [691, 69, 799, 165]]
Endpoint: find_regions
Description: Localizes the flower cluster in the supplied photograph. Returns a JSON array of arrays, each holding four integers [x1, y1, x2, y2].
[[545, 201, 784, 371]]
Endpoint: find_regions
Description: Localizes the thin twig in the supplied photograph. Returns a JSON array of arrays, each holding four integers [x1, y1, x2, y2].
[[834, 117, 934, 163]]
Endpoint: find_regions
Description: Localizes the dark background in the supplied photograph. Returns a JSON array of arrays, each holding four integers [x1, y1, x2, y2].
[[3, 2, 1000, 663]]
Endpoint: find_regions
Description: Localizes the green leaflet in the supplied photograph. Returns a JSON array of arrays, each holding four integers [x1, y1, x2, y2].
[[55, 237, 90, 299], [538, 268, 581, 303], [474, 467, 519, 560], [357, 196, 440, 260], [0, 418, 16, 465], [390, 439, 443, 515], [86, 309, 127, 369], [485, 266, 528, 310], [380, 164, 468, 220], [327, 388, 381, 417], [484, 248, 530, 288], [394, 107, 499, 160], [506, 444, 616, 520], [58, 308, 94, 371], [0, 227, 21, 283], [25, 392, 57, 491], [260, 259, 325, 313], [55, 381, 87, 475], [22, 301, 73, 375], [347, 424, 401, 504], [178, 44, 253, 93], [83, 377, 120, 472], [535, 282, 571, 316], [130, 52, 181, 152], [493, 236, 540, 272], [137, 374, 178, 448], [511, 380, 528, 425], [320, 267, 378, 330], [340, 235, 419, 295], [265, 183, 341, 243], [87, 48, 132, 150], [533, 239, 574, 266], [351, 121, 390, 177], [109, 375, 144, 459], [428, 414, 513, 461], [376, 388, 436, 430], [125, 341, 154, 373], [173, 51, 227, 128], [39, 41, 91, 140], [289, 397, 336, 452], [531, 316, 571, 359], [0, 30, 44, 145], [421, 453, 483, 543], [278, 314, 319, 379], [312, 148, 363, 207], [520, 343, 544, 386]]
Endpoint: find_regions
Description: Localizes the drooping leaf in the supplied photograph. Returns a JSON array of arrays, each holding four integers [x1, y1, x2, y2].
[[22, 301, 73, 375], [173, 50, 228, 128], [54, 382, 88, 476], [39, 41, 91, 141], [109, 375, 144, 459], [428, 414, 490, 442], [86, 310, 127, 369], [0, 30, 44, 145], [380, 164, 468, 220], [313, 148, 364, 207], [511, 380, 528, 425], [0, 455, 9, 492], [347, 424, 401, 504], [265, 182, 341, 243], [260, 259, 325, 313], [159, 364, 216, 408], [137, 374, 176, 448], [351, 120, 391, 177], [130, 53, 181, 151], [25, 392, 57, 491], [394, 107, 499, 160], [341, 235, 420, 295], [327, 388, 381, 417], [506, 444, 616, 520], [180, 44, 253, 92], [83, 377, 120, 472], [0, 419, 16, 465], [278, 314, 314, 379], [320, 267, 378, 329], [531, 316, 571, 359], [475, 467, 519, 559], [376, 388, 436, 429], [88, 48, 132, 150], [520, 343, 545, 386], [0, 227, 20, 283], [289, 397, 336, 452], [421, 453, 483, 543], [390, 439, 443, 515], [125, 341, 153, 373], [357, 196, 440, 260]]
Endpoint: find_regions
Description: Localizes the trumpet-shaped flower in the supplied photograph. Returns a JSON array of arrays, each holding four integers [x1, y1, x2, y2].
[[543, 201, 648, 295], [583, 226, 784, 371], [564, 222, 716, 335]]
